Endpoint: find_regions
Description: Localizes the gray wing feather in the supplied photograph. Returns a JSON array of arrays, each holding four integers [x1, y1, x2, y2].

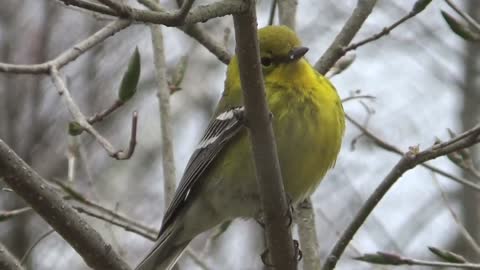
[[159, 107, 245, 235]]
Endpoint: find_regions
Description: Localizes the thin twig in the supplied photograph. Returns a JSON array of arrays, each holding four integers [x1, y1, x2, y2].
[[346, 114, 480, 192], [431, 173, 480, 255], [73, 206, 156, 240], [277, 0, 296, 29], [138, 0, 231, 64], [356, 250, 480, 269], [47, 178, 156, 235], [0, 207, 32, 221], [0, 20, 131, 74], [444, 0, 480, 33], [315, 0, 378, 74], [20, 229, 55, 265], [50, 67, 138, 160], [87, 100, 124, 124], [344, 0, 433, 52], [268, 0, 277, 26]]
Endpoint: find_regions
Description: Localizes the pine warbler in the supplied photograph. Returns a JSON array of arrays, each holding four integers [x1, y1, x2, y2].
[[136, 25, 345, 270]]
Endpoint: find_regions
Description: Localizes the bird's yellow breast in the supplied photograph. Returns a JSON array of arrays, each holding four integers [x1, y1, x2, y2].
[[265, 59, 345, 200], [209, 58, 344, 204]]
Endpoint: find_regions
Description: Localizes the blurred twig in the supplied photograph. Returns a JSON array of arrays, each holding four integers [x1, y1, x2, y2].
[[50, 67, 138, 160], [315, 0, 378, 74], [0, 207, 32, 222], [139, 0, 231, 64], [344, 0, 433, 52], [431, 173, 480, 256], [0, 242, 24, 270], [0, 20, 131, 74], [355, 250, 480, 269], [149, 15, 178, 206], [20, 229, 55, 266], [444, 0, 480, 33]]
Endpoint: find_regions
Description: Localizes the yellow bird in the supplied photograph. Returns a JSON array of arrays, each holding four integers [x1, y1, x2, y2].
[[136, 25, 345, 270]]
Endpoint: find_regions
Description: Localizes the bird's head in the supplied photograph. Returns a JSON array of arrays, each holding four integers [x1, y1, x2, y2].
[[257, 25, 309, 74]]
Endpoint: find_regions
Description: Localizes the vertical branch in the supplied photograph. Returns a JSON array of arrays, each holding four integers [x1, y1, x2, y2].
[[232, 1, 297, 269], [0, 243, 24, 270], [276, 0, 321, 268], [295, 199, 321, 270], [277, 0, 297, 29], [150, 15, 177, 207]]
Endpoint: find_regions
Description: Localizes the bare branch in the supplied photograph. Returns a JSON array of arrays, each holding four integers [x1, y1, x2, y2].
[[295, 199, 320, 269], [233, 1, 297, 268], [59, 0, 248, 26], [278, 0, 297, 29], [0, 242, 24, 270], [0, 20, 131, 74], [314, 0, 377, 74], [344, 0, 433, 52], [432, 174, 480, 255], [139, 0, 231, 64], [346, 114, 480, 192], [0, 139, 131, 270], [355, 250, 480, 269], [50, 67, 138, 160], [150, 21, 178, 206], [0, 207, 32, 221], [321, 123, 480, 270]]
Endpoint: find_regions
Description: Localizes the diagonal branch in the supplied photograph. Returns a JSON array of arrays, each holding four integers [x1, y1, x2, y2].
[[321, 123, 480, 270], [346, 114, 480, 191], [0, 20, 131, 74], [50, 67, 138, 160], [0, 139, 131, 270], [314, 0, 378, 74]]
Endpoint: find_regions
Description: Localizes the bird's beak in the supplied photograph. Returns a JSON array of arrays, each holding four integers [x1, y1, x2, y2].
[[288, 46, 309, 62]]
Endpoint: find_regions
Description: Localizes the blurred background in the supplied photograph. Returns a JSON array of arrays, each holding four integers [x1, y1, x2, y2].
[[1, 0, 479, 269]]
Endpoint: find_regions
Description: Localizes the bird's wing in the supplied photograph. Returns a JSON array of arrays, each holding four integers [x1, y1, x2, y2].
[[159, 106, 245, 235]]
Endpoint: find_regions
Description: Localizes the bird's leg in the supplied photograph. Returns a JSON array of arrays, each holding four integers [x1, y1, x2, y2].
[[293, 239, 303, 262], [260, 249, 275, 268], [285, 193, 295, 228], [254, 212, 265, 229]]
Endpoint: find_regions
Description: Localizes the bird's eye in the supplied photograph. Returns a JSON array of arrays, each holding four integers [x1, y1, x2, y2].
[[261, 57, 272, 67]]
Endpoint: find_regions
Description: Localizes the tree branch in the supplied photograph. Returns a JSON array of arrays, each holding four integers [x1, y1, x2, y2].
[[138, 0, 231, 64], [58, 0, 248, 26], [149, 9, 178, 208], [314, 0, 377, 74], [346, 114, 480, 192], [0, 242, 24, 270], [232, 1, 297, 269], [0, 139, 131, 270], [278, 0, 297, 30], [50, 67, 138, 160], [344, 0, 433, 52], [0, 20, 131, 74], [321, 124, 480, 270]]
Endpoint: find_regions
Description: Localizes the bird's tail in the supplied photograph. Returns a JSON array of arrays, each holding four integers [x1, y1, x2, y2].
[[135, 225, 190, 270]]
